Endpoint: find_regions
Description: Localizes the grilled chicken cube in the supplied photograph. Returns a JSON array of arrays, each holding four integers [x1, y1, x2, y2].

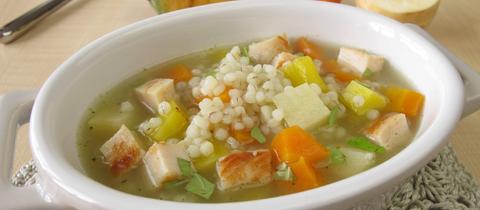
[[135, 78, 177, 112], [100, 125, 145, 174], [272, 52, 296, 69], [365, 113, 411, 150], [143, 143, 190, 188], [337, 47, 384, 75], [249, 35, 289, 64], [216, 150, 273, 191]]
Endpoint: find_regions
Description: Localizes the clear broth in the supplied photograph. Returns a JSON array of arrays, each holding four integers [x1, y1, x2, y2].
[[77, 43, 420, 203]]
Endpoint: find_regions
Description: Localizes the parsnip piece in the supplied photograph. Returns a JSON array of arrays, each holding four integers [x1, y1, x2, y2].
[[328, 147, 376, 178]]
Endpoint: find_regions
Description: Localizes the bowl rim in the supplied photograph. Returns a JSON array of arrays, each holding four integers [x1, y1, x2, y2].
[[30, 1, 464, 209]]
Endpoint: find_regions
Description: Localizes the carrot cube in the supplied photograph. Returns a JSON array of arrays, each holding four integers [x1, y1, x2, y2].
[[384, 87, 425, 117], [275, 156, 324, 192], [166, 64, 192, 84], [271, 126, 329, 164], [295, 37, 324, 61], [289, 156, 323, 191], [323, 60, 360, 83]]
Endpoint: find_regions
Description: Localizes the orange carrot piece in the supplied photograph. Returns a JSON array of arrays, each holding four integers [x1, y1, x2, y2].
[[289, 156, 323, 191], [271, 126, 329, 164], [295, 37, 324, 61], [230, 127, 254, 145], [275, 156, 324, 192], [323, 60, 360, 83], [192, 0, 210, 5], [195, 87, 231, 104], [166, 64, 192, 84], [219, 87, 231, 103], [192, 0, 226, 5], [164, 0, 192, 11], [384, 87, 425, 117]]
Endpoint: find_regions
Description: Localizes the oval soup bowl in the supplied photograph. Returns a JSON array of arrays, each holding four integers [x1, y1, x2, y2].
[[4, 1, 472, 209]]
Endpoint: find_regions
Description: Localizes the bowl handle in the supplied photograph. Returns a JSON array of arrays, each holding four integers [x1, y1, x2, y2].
[[406, 23, 480, 118], [0, 90, 59, 209]]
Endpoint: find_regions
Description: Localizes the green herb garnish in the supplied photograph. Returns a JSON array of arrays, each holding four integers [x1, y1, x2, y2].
[[177, 158, 194, 177], [163, 179, 189, 190], [185, 173, 215, 199], [175, 158, 216, 199], [327, 146, 346, 165], [347, 136, 385, 153], [251, 126, 266, 144], [204, 68, 217, 77], [328, 106, 340, 127], [241, 46, 249, 57], [273, 162, 295, 182], [363, 68, 373, 77]]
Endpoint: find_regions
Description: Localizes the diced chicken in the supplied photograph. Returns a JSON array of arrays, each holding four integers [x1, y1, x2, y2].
[[143, 143, 190, 188], [337, 47, 384, 75], [100, 125, 145, 174], [272, 52, 296, 69], [364, 112, 411, 150], [135, 78, 177, 112], [216, 150, 273, 191], [248, 35, 289, 64]]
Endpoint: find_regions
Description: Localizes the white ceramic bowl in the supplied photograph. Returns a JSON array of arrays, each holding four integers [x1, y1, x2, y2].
[[1, 1, 480, 210]]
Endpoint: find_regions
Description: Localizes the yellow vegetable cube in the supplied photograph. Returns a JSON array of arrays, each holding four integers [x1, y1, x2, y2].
[[341, 81, 387, 115], [193, 140, 230, 173], [149, 0, 192, 13], [149, 101, 188, 141], [283, 56, 328, 92]]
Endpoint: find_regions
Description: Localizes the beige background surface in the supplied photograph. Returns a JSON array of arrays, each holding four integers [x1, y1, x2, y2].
[[0, 0, 479, 183]]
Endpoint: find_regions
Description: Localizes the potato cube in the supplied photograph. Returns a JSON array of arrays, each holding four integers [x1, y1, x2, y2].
[[328, 147, 376, 178], [143, 143, 190, 188], [273, 83, 331, 130], [99, 125, 145, 174]]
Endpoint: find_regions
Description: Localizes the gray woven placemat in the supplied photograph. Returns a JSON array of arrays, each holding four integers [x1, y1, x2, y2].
[[11, 144, 480, 209], [353, 144, 480, 210]]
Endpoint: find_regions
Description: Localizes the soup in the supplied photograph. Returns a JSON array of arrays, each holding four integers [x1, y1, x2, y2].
[[78, 35, 424, 203]]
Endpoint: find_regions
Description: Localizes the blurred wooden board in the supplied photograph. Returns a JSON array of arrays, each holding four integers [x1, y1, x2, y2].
[[1, 0, 479, 182]]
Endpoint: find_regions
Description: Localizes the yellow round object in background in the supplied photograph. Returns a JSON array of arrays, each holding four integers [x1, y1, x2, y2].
[[355, 0, 440, 27]]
